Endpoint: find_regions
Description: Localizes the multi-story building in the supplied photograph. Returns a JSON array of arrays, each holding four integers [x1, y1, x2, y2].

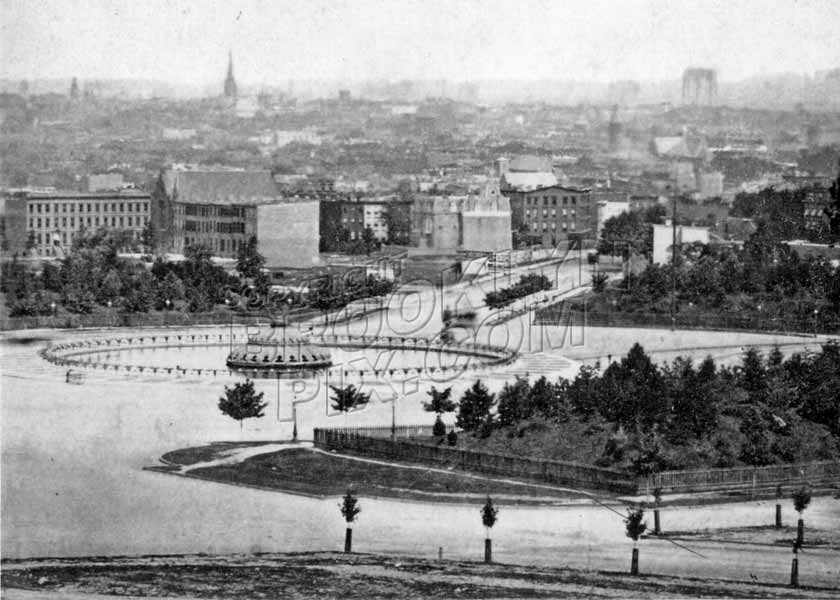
[[152, 168, 320, 268], [319, 196, 412, 251], [509, 185, 594, 247], [411, 182, 512, 254], [1, 188, 151, 256]]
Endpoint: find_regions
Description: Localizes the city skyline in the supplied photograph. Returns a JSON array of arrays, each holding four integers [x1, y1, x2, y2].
[[2, 0, 839, 87]]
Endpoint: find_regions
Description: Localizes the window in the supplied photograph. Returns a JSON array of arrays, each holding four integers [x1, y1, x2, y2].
[[542, 223, 547, 230], [37, 218, 41, 228], [37, 204, 42, 214], [28, 204, 33, 213], [29, 218, 33, 228], [543, 197, 548, 205], [87, 204, 91, 212], [531, 223, 537, 231], [571, 222, 576, 230], [572, 197, 577, 205], [62, 217, 67, 227], [551, 223, 556, 230], [128, 217, 132, 227], [563, 197, 568, 205], [552, 196, 557, 205], [120, 203, 124, 212], [62, 204, 67, 213], [551, 209, 556, 217], [70, 217, 74, 227], [45, 218, 50, 227], [70, 204, 75, 213]]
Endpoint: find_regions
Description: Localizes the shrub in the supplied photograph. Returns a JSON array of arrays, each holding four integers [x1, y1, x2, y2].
[[433, 415, 446, 437], [446, 430, 458, 446]]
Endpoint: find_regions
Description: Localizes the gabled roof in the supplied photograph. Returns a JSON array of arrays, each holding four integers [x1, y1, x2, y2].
[[163, 169, 281, 205]]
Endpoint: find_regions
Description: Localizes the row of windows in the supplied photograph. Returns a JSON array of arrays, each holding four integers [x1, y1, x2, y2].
[[526, 208, 576, 219], [183, 237, 245, 253], [526, 195, 579, 206], [28, 201, 149, 214], [532, 222, 576, 231], [183, 220, 246, 234], [182, 204, 247, 218], [28, 216, 149, 229], [32, 229, 142, 247]]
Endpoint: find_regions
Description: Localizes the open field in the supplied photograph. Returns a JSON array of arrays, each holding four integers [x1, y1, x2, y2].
[[167, 446, 589, 504], [3, 552, 839, 600]]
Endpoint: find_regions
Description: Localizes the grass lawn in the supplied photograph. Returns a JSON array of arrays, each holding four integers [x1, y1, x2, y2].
[[187, 448, 588, 504], [4, 552, 837, 599], [161, 442, 274, 466]]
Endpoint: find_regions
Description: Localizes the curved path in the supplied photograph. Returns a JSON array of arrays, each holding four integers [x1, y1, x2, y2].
[[2, 266, 839, 587]]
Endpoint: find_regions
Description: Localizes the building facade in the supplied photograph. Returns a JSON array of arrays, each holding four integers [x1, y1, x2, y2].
[[152, 168, 319, 268], [509, 185, 594, 247], [1, 188, 151, 256]]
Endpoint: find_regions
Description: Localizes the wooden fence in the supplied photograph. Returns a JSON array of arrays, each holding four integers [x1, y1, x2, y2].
[[315, 427, 840, 497], [649, 460, 840, 495], [314, 427, 639, 494]]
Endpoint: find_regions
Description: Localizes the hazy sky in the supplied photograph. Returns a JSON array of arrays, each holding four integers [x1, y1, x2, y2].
[[2, 0, 839, 85]]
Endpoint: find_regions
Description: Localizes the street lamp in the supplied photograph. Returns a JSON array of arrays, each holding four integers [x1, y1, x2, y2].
[[106, 300, 112, 327], [50, 301, 57, 317], [813, 309, 820, 337]]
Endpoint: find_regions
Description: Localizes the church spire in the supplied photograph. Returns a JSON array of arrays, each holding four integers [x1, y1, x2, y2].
[[224, 51, 237, 99]]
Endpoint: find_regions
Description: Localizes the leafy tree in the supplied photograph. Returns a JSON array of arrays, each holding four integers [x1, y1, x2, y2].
[[624, 507, 647, 575], [99, 268, 122, 303], [361, 226, 377, 255], [423, 386, 455, 416], [456, 380, 495, 433], [340, 489, 362, 553], [156, 271, 185, 309], [141, 220, 156, 252], [496, 377, 531, 427], [330, 384, 371, 417], [792, 485, 812, 550], [218, 379, 267, 430], [236, 235, 266, 279], [481, 495, 499, 563]]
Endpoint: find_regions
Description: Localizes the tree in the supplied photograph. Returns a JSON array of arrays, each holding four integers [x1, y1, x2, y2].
[[792, 485, 812, 550], [496, 376, 531, 427], [237, 235, 265, 279], [456, 380, 495, 433], [340, 489, 361, 552], [624, 507, 647, 575], [330, 384, 371, 419], [141, 220, 156, 253], [361, 226, 377, 255], [424, 386, 455, 414], [481, 496, 498, 563], [218, 379, 267, 431]]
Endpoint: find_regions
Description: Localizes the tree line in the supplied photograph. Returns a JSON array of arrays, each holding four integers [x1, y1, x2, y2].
[[422, 343, 839, 474]]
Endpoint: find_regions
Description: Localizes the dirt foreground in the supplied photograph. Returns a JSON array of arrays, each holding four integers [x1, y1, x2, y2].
[[3, 551, 839, 599]]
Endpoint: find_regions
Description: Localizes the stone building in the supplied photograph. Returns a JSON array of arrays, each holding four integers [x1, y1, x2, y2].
[[152, 168, 319, 268], [509, 185, 594, 247], [411, 182, 512, 254], [1, 188, 151, 257]]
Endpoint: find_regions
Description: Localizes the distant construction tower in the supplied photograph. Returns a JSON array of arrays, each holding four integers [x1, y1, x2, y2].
[[682, 68, 717, 105], [223, 51, 238, 99]]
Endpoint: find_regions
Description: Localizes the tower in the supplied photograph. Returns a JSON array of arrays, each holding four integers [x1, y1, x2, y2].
[[69, 77, 79, 100], [223, 51, 237, 99]]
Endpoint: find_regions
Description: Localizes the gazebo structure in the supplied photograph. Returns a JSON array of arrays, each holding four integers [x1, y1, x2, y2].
[[225, 323, 331, 377]]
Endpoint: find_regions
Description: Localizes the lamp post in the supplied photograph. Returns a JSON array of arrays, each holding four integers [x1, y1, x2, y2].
[[813, 309, 819, 337], [50, 301, 57, 318], [106, 300, 112, 327]]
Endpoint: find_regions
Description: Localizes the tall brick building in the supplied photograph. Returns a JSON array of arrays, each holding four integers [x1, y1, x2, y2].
[[152, 168, 320, 268]]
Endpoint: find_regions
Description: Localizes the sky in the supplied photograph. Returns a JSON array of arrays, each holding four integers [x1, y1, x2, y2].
[[1, 0, 839, 85]]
